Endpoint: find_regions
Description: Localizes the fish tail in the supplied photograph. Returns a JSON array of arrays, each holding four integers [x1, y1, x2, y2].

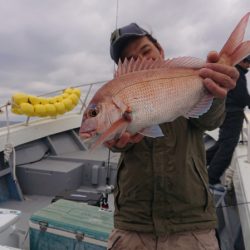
[[219, 12, 250, 65]]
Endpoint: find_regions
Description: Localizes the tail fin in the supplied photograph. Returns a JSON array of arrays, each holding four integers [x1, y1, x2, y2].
[[219, 12, 250, 65]]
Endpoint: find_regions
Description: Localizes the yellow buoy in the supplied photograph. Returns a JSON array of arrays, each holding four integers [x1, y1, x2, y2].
[[11, 87, 82, 117], [45, 104, 57, 116], [29, 95, 40, 105], [62, 98, 73, 111], [73, 88, 81, 98], [69, 93, 79, 105], [54, 95, 63, 103], [62, 93, 69, 99], [34, 104, 47, 117], [64, 88, 73, 94], [54, 102, 66, 114], [12, 93, 28, 105], [20, 103, 34, 116], [11, 107, 24, 115], [47, 97, 55, 104], [38, 97, 49, 105]]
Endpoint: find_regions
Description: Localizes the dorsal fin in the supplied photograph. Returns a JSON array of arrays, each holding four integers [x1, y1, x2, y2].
[[115, 57, 206, 78], [164, 57, 205, 68]]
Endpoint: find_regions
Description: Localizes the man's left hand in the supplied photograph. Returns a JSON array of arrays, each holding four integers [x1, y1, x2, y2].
[[199, 51, 239, 98]]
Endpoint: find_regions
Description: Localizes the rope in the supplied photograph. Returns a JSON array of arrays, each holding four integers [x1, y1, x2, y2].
[[3, 102, 17, 181]]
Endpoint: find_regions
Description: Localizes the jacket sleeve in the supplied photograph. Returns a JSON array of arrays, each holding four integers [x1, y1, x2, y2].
[[190, 98, 225, 131]]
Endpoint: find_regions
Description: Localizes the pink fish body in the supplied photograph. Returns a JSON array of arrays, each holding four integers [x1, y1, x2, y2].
[[80, 13, 250, 148], [93, 59, 211, 131]]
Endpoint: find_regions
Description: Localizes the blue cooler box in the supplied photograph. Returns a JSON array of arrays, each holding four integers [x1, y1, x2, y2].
[[29, 199, 114, 250]]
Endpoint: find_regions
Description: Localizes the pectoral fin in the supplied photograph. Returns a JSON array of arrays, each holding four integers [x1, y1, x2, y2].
[[185, 93, 213, 118], [112, 96, 128, 113], [90, 118, 130, 150]]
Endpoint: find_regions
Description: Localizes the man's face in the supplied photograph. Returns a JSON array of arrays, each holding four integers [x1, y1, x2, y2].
[[120, 36, 164, 62], [241, 60, 250, 69], [245, 61, 250, 69]]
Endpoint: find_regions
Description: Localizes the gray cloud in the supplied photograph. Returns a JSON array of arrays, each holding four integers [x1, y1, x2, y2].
[[0, 0, 250, 120]]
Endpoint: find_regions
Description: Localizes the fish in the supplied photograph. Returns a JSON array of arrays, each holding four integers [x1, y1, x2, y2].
[[79, 12, 250, 149]]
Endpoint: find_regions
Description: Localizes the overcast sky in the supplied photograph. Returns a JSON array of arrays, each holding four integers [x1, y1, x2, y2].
[[0, 0, 250, 119]]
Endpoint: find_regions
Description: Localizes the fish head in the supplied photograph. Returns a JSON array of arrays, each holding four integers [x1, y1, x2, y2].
[[79, 98, 122, 141]]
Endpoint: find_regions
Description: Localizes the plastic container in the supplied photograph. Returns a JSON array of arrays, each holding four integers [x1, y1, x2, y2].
[[29, 199, 113, 250], [0, 209, 21, 248]]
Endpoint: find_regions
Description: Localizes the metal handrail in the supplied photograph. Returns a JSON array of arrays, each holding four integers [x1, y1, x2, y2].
[[38, 80, 107, 97]]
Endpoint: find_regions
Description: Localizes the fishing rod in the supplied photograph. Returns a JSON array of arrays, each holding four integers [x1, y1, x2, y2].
[[101, 0, 119, 210]]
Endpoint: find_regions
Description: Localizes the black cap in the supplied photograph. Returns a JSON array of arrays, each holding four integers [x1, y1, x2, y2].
[[244, 55, 250, 62], [110, 23, 149, 63]]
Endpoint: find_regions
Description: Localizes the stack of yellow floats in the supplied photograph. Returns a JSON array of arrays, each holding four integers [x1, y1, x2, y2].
[[11, 88, 81, 117]]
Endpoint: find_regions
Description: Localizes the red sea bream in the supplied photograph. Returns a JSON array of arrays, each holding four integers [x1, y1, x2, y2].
[[80, 13, 250, 148]]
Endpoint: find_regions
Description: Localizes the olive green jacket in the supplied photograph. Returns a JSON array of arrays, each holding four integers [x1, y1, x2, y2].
[[112, 98, 225, 235]]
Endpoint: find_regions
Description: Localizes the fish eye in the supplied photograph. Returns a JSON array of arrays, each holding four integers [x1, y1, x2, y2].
[[87, 106, 99, 117]]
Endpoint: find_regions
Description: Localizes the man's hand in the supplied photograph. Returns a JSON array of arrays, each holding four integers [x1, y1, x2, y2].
[[105, 132, 144, 149], [199, 51, 239, 98]]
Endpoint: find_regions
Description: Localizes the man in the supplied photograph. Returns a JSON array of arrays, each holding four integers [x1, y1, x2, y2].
[[206, 56, 250, 189], [106, 23, 238, 250]]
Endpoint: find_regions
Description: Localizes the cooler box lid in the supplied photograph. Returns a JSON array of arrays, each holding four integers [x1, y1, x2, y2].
[[30, 199, 114, 242]]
